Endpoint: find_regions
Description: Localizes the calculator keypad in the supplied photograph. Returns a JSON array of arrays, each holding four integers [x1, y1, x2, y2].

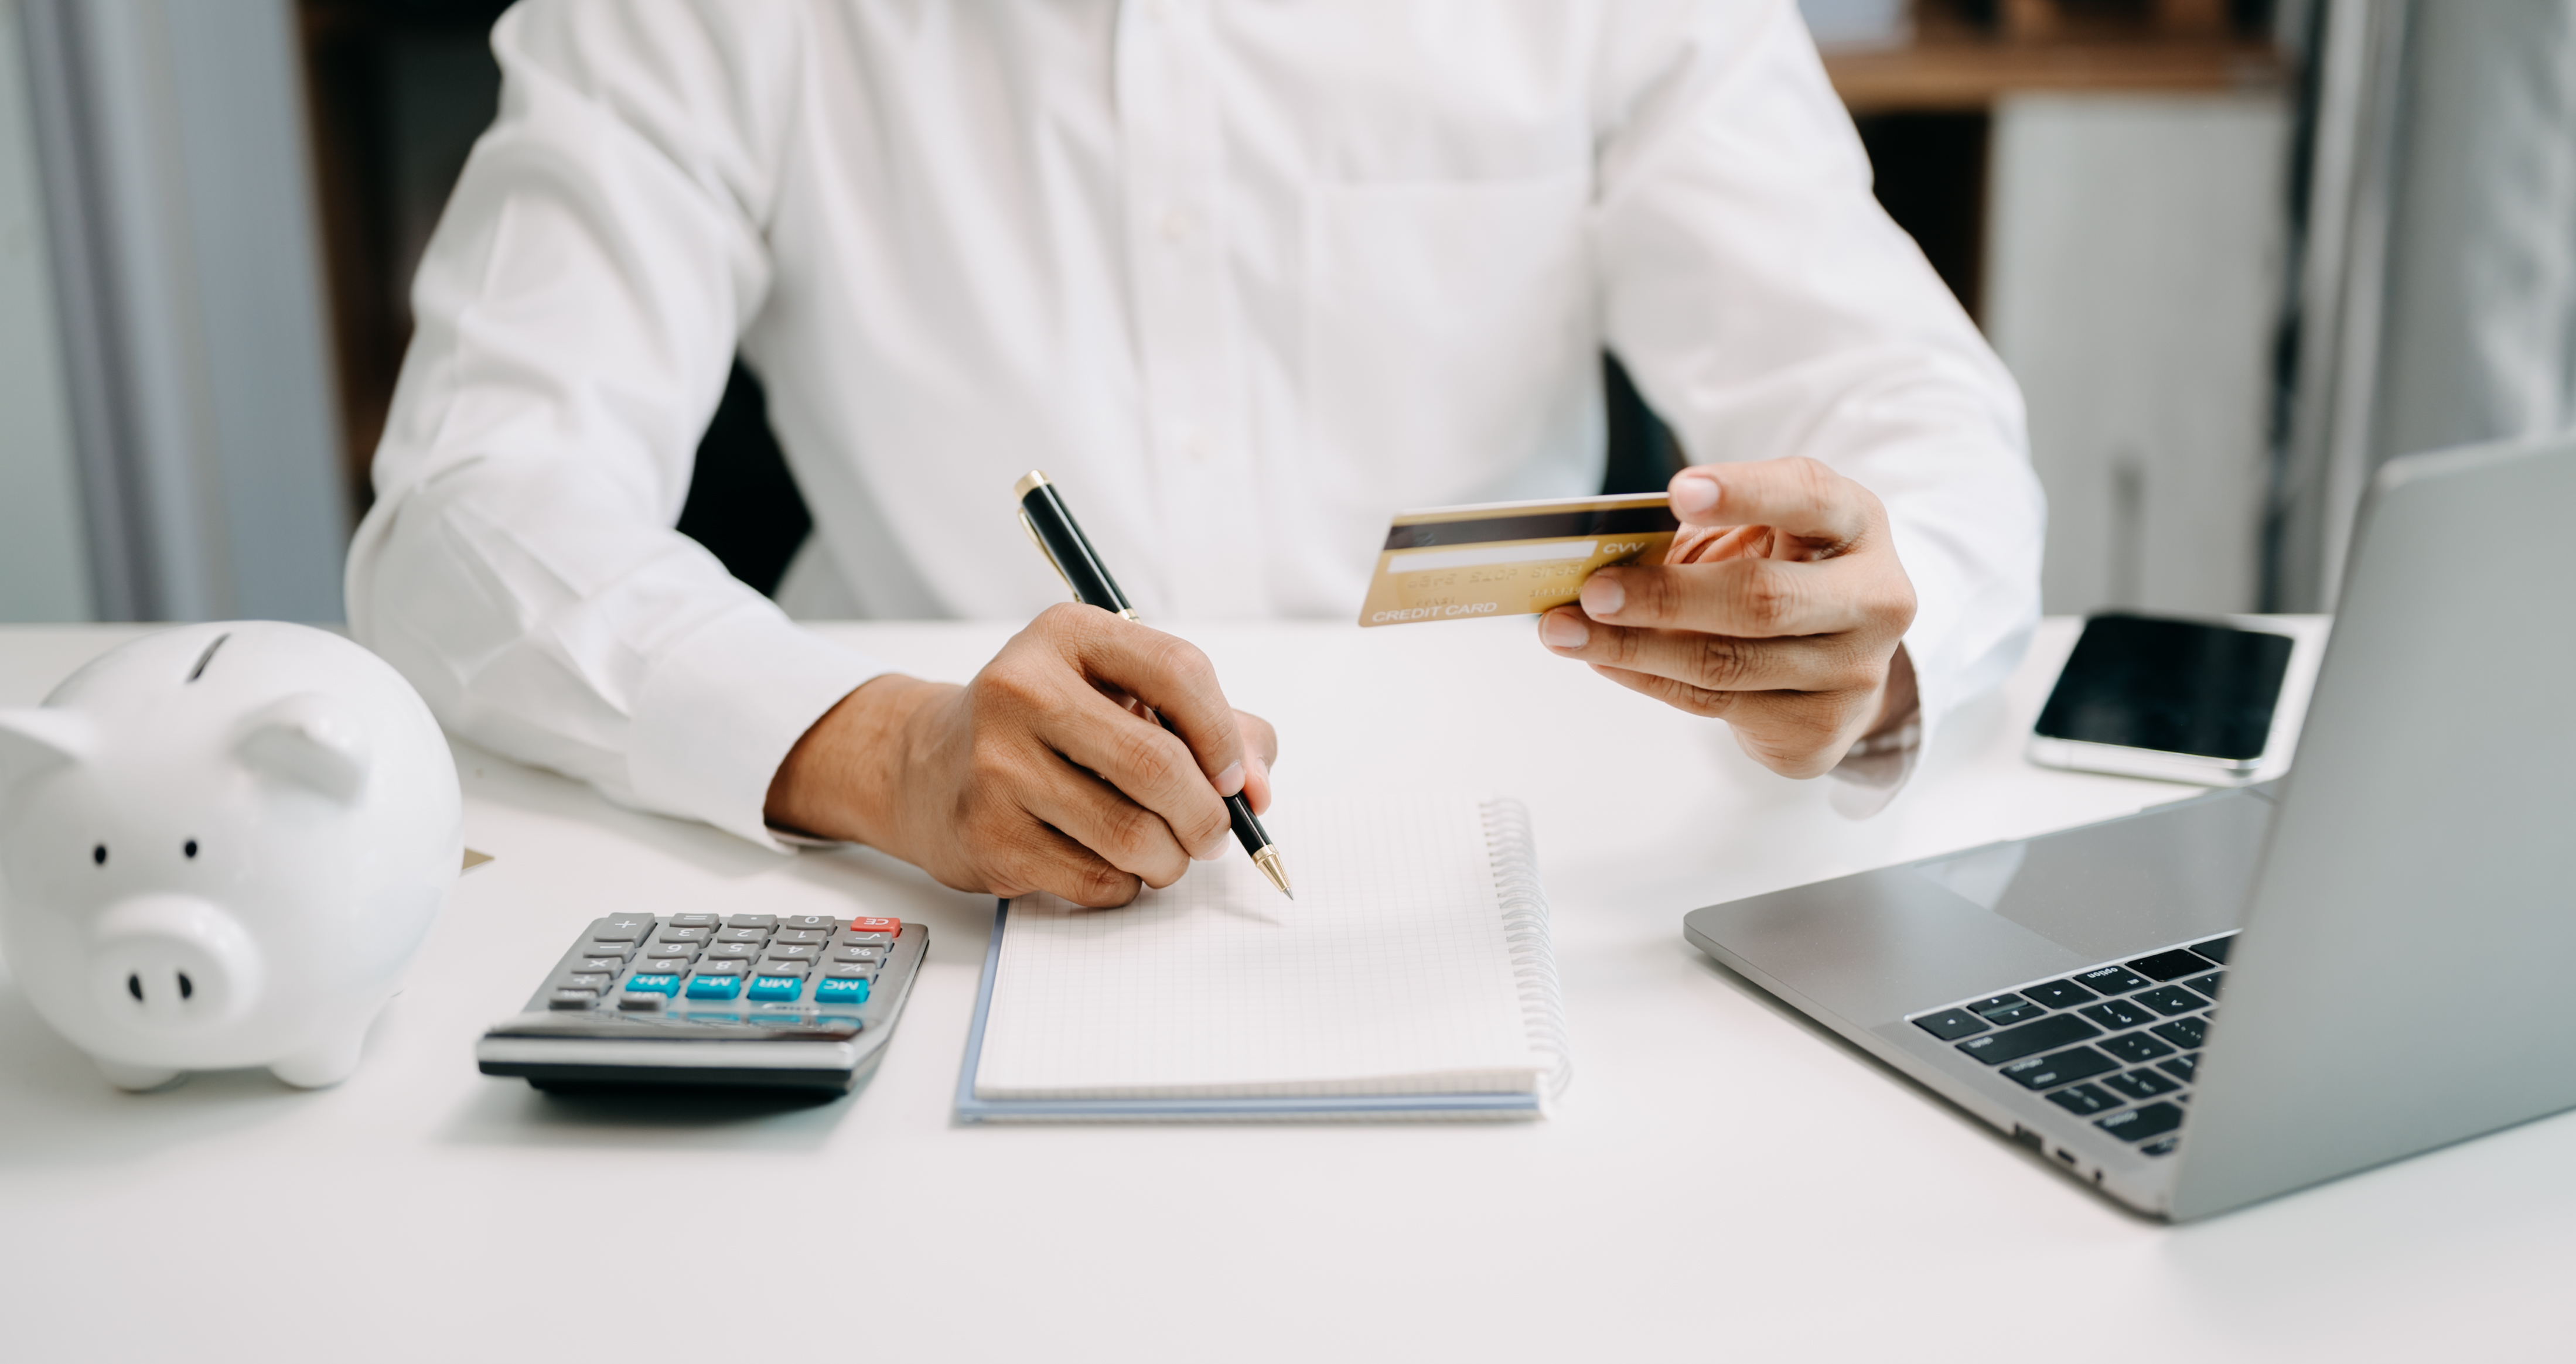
[[531, 914, 903, 1033]]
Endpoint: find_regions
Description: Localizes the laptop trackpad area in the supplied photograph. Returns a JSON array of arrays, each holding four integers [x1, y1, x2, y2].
[[1684, 791, 2273, 1025], [1960, 791, 2271, 965], [1687, 871, 2090, 1024]]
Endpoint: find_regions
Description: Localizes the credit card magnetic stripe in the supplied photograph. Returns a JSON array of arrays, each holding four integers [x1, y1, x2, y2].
[[1360, 493, 1679, 628], [1381, 503, 1680, 551]]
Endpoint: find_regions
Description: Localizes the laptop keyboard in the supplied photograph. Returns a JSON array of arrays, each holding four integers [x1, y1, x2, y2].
[[1908, 934, 2233, 1158]]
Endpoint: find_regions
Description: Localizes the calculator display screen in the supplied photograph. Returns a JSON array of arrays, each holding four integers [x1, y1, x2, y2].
[[2033, 614, 2294, 761]]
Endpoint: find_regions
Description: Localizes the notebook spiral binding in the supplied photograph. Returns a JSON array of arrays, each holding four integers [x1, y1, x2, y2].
[[1482, 796, 1573, 1107]]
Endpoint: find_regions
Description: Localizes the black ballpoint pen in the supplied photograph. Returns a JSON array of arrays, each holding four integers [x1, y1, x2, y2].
[[1012, 470, 1294, 899]]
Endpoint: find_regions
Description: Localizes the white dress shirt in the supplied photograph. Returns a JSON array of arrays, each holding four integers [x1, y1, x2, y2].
[[347, 0, 2044, 851]]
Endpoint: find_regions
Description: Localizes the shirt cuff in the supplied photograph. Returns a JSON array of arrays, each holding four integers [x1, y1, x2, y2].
[[626, 606, 888, 852], [1829, 688, 1922, 818]]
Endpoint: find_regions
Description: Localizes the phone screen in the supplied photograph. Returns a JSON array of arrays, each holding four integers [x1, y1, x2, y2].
[[2033, 614, 2295, 760]]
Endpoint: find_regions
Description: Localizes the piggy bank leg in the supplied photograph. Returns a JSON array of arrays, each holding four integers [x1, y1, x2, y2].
[[270, 1033, 365, 1089], [94, 1058, 184, 1092]]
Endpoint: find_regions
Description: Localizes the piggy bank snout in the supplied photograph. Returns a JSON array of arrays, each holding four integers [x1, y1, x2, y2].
[[87, 896, 263, 1028]]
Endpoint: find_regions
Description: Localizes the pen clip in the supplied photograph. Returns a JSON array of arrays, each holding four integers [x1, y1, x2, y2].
[[1019, 509, 1080, 603]]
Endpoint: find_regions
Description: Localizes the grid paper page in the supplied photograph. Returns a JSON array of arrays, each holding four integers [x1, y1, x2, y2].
[[974, 795, 1542, 1100]]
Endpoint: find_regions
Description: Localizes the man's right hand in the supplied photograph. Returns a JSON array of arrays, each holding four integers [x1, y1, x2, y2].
[[763, 603, 1277, 908]]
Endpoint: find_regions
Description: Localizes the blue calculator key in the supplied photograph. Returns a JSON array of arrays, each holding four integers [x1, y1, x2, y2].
[[748, 975, 804, 1002], [625, 973, 681, 995], [685, 974, 743, 1000], [814, 977, 871, 1005]]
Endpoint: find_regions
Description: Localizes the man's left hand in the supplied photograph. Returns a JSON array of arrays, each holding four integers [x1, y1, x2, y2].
[[1537, 457, 1918, 778]]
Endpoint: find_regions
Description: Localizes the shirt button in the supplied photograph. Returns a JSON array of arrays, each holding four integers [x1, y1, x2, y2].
[[1159, 207, 1193, 244], [1183, 434, 1210, 463]]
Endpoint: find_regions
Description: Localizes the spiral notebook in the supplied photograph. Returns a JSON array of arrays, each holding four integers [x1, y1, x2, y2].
[[954, 795, 1571, 1121]]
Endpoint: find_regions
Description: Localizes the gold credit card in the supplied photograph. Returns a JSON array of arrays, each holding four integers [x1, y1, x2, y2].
[[1357, 493, 1678, 627]]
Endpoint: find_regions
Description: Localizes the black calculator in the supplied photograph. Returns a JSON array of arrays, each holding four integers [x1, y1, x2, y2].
[[476, 912, 926, 1092]]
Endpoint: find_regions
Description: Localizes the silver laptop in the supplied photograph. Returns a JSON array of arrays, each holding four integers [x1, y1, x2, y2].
[[1684, 433, 2576, 1221]]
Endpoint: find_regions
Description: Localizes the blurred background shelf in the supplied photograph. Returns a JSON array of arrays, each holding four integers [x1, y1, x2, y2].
[[1810, 0, 2295, 619], [1828, 36, 2283, 112], [1823, 0, 2284, 111]]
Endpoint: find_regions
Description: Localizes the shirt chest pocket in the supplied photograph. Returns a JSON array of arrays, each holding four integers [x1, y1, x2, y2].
[[1300, 170, 1598, 512]]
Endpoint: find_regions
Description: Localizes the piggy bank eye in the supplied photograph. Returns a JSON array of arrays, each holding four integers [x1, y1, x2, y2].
[[183, 840, 199, 859], [93, 845, 107, 866]]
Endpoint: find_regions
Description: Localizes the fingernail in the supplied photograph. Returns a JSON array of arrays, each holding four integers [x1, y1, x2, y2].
[[1214, 760, 1244, 796], [1247, 754, 1270, 785], [1579, 575, 1624, 617], [1672, 474, 1719, 515], [1540, 611, 1589, 648]]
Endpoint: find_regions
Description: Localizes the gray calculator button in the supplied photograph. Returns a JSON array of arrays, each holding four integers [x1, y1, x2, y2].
[[722, 914, 779, 930], [753, 957, 811, 976], [668, 913, 720, 929], [642, 942, 695, 959], [771, 928, 831, 945], [559, 972, 613, 992], [829, 945, 884, 963], [836, 932, 894, 948], [588, 916, 655, 943], [715, 927, 769, 945], [575, 955, 627, 973], [654, 925, 712, 943], [779, 914, 836, 931], [819, 963, 876, 980], [763, 942, 820, 960], [547, 988, 599, 1010], [704, 942, 759, 959], [617, 993, 664, 1012], [690, 958, 743, 976]]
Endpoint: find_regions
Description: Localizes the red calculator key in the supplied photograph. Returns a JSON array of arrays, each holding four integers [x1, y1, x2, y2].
[[848, 917, 901, 935]]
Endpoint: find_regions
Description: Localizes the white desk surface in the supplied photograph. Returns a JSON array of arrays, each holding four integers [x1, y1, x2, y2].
[[3, 616, 2565, 1361]]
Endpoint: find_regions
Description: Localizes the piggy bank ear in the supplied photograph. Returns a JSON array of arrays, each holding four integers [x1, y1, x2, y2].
[[234, 694, 371, 804], [0, 709, 90, 797]]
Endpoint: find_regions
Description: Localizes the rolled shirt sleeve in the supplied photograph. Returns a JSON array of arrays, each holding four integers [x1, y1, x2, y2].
[[344, 0, 882, 851], [1591, 0, 2046, 782]]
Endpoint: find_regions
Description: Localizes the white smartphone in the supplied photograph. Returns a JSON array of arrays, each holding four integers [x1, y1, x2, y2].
[[2028, 613, 2299, 786]]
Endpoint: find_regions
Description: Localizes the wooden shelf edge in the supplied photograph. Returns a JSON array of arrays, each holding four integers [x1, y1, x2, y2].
[[1825, 40, 2287, 114]]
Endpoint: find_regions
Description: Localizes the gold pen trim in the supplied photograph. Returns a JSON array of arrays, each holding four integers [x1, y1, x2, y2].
[[1012, 469, 1052, 499], [1252, 845, 1294, 900]]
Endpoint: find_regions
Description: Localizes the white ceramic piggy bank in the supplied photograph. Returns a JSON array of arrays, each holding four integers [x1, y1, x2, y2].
[[0, 622, 459, 1090]]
